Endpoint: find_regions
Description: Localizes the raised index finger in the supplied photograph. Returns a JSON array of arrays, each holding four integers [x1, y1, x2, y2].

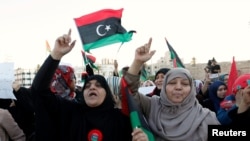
[[68, 29, 71, 36], [147, 37, 152, 48]]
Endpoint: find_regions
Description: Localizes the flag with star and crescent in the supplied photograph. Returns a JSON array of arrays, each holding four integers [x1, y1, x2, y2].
[[74, 8, 135, 52]]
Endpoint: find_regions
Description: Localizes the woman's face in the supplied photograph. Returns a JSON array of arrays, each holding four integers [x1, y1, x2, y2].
[[223, 75, 229, 85], [145, 81, 154, 87], [235, 89, 243, 106], [155, 73, 165, 89], [165, 77, 191, 103], [217, 85, 227, 99], [242, 86, 250, 104], [83, 80, 106, 107]]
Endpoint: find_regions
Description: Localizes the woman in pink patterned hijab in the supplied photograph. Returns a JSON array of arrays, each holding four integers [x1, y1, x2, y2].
[[50, 65, 76, 100]]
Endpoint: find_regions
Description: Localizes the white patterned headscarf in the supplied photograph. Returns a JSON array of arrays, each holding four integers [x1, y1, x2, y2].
[[194, 79, 204, 94], [106, 76, 121, 96], [149, 68, 220, 141]]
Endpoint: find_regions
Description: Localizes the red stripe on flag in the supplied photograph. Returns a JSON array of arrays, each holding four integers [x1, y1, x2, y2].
[[120, 77, 129, 116], [173, 58, 177, 68], [87, 55, 96, 63], [74, 8, 123, 27], [81, 50, 96, 63], [120, 77, 156, 141], [165, 38, 185, 68]]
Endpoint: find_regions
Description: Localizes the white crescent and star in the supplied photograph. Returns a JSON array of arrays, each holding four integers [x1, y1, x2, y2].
[[96, 25, 111, 36]]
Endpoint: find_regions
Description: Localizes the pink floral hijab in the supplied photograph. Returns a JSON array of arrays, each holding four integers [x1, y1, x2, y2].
[[50, 65, 75, 100]]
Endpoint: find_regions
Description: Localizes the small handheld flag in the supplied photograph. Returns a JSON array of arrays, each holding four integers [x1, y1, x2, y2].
[[165, 38, 185, 68], [81, 50, 98, 70], [121, 77, 155, 141], [74, 8, 135, 52]]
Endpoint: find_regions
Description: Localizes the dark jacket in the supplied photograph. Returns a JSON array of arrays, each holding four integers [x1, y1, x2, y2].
[[12, 87, 36, 141], [228, 107, 250, 127], [31, 55, 132, 141]]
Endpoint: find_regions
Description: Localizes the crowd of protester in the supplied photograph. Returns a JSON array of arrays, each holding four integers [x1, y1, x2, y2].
[[1, 29, 250, 141]]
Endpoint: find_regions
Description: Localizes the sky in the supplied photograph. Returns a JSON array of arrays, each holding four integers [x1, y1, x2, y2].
[[0, 0, 250, 70]]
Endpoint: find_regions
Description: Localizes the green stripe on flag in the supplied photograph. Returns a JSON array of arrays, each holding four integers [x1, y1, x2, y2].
[[83, 32, 134, 52]]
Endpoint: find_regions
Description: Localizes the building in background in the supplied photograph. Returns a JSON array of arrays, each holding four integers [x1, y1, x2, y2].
[[13, 51, 250, 88], [15, 68, 37, 88], [14, 58, 115, 88]]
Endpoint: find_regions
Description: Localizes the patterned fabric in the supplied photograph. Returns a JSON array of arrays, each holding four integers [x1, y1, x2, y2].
[[194, 79, 204, 94], [106, 76, 121, 96], [50, 65, 75, 100]]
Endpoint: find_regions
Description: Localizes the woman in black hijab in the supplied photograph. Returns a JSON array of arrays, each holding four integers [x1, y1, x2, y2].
[[31, 29, 148, 141], [146, 68, 170, 97]]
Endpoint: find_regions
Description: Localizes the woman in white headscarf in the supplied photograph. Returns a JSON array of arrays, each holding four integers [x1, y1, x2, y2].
[[106, 76, 122, 109], [123, 38, 220, 141]]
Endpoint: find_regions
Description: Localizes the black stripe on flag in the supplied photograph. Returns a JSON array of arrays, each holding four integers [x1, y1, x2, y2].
[[76, 17, 127, 44]]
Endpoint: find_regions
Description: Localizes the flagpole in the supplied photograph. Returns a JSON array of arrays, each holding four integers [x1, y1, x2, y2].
[[115, 43, 123, 60], [112, 44, 121, 75]]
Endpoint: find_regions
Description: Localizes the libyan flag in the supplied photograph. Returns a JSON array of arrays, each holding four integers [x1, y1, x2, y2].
[[74, 8, 135, 52], [81, 50, 98, 70], [120, 77, 155, 141], [165, 38, 185, 68]]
